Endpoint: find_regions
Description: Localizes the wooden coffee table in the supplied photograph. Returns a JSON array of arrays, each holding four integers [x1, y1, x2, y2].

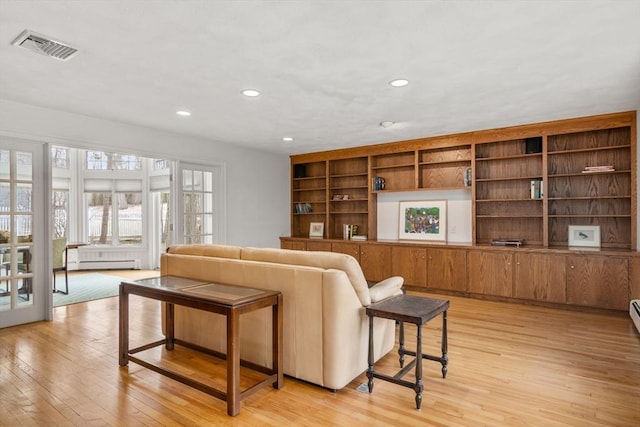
[[366, 294, 449, 410], [119, 275, 283, 416]]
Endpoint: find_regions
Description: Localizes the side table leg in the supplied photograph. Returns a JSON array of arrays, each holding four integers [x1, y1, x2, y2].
[[366, 315, 374, 393], [441, 310, 448, 378], [227, 308, 241, 416], [398, 320, 405, 368], [118, 284, 128, 366], [414, 324, 423, 410]]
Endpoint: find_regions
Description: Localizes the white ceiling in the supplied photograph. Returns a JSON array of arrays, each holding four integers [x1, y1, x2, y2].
[[1, 1, 639, 155]]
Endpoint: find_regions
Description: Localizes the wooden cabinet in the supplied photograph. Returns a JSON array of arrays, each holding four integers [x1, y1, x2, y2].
[[391, 246, 427, 287], [291, 161, 327, 238], [547, 127, 633, 250], [426, 248, 467, 292], [467, 250, 513, 297], [280, 237, 636, 311], [329, 157, 369, 239], [566, 255, 629, 310], [360, 245, 391, 282], [514, 252, 566, 303], [474, 138, 544, 246], [331, 242, 360, 260]]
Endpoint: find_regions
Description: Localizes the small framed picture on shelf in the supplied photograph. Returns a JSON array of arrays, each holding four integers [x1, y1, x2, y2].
[[309, 222, 325, 239], [568, 225, 600, 248], [398, 200, 447, 242]]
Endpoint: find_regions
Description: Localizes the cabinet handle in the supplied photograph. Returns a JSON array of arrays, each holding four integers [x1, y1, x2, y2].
[[570, 265, 575, 269]]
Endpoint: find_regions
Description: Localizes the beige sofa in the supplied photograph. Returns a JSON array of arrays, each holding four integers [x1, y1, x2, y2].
[[160, 244, 404, 390]]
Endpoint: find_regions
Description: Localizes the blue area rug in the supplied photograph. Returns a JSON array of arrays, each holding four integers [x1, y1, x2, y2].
[[53, 273, 124, 307]]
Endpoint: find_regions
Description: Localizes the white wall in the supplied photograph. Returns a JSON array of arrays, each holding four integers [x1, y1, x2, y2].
[[0, 99, 289, 249], [377, 190, 472, 243]]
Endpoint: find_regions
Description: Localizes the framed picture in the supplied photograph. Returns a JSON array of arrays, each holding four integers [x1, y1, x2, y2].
[[568, 225, 600, 248], [309, 222, 324, 239], [398, 200, 447, 241]]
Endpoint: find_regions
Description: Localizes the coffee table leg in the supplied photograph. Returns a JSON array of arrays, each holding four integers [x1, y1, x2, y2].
[[273, 294, 283, 389], [227, 308, 240, 416], [414, 324, 423, 410], [366, 315, 374, 393], [118, 284, 128, 366], [441, 310, 448, 378]]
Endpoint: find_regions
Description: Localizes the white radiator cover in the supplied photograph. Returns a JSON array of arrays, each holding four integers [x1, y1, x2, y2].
[[78, 259, 140, 270], [631, 300, 640, 334]]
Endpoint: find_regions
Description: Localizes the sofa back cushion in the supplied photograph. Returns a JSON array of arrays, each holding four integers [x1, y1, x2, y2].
[[241, 247, 371, 306], [166, 244, 241, 259]]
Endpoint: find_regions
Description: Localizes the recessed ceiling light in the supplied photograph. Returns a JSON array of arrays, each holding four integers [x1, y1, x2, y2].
[[283, 137, 294, 142], [176, 110, 191, 116], [380, 121, 395, 128], [242, 89, 260, 97], [389, 79, 409, 87]]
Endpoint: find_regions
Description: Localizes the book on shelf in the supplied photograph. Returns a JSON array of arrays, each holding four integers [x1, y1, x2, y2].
[[530, 179, 543, 199], [582, 165, 615, 173], [342, 224, 359, 240], [351, 235, 367, 241], [372, 176, 386, 191], [294, 202, 313, 213]]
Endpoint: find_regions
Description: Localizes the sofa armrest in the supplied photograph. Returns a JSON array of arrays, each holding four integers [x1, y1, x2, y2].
[[369, 276, 404, 303]]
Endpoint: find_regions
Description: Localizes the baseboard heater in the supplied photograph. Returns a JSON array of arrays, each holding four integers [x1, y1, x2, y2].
[[78, 259, 139, 270], [631, 300, 640, 334]]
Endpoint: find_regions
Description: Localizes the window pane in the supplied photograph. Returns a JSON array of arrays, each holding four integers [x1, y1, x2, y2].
[[16, 152, 32, 181], [86, 151, 108, 170], [0, 215, 10, 241], [87, 192, 112, 244], [203, 171, 213, 192], [0, 150, 9, 180], [0, 183, 9, 211], [117, 192, 142, 245], [16, 184, 32, 212], [53, 191, 68, 239], [52, 147, 69, 169], [182, 170, 193, 191], [16, 215, 32, 242]]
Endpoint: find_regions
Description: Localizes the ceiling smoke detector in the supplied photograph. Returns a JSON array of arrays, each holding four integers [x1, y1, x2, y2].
[[11, 29, 78, 61]]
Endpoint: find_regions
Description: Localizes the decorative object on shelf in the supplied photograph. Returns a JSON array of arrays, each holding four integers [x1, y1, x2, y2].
[[568, 225, 600, 248], [372, 176, 386, 191], [294, 164, 306, 178], [525, 137, 543, 154], [398, 200, 447, 242], [332, 194, 349, 200], [491, 238, 524, 248], [309, 222, 325, 239], [463, 167, 472, 187]]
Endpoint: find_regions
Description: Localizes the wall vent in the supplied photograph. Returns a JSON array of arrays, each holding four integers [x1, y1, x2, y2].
[[11, 29, 78, 61]]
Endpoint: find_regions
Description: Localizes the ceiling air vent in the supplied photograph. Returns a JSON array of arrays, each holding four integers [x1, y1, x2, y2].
[[11, 29, 78, 61]]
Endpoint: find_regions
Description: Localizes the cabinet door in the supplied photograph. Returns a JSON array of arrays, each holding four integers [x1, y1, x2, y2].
[[360, 245, 392, 282], [306, 241, 332, 252], [391, 246, 427, 287], [566, 255, 629, 310], [514, 253, 566, 303], [331, 242, 360, 260], [281, 240, 306, 250], [468, 250, 513, 297], [427, 248, 467, 292]]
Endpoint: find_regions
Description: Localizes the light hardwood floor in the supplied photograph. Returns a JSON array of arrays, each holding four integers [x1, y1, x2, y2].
[[1, 286, 638, 426]]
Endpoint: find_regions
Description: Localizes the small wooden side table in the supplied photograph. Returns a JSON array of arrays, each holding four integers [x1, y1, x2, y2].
[[366, 294, 449, 410]]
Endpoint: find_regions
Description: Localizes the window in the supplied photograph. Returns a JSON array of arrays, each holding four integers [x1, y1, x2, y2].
[[52, 190, 68, 238], [52, 147, 69, 169], [86, 151, 141, 170], [182, 168, 214, 244], [86, 189, 142, 246]]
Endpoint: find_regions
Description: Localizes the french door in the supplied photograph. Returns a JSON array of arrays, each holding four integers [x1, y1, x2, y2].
[[177, 163, 225, 245], [0, 138, 48, 328]]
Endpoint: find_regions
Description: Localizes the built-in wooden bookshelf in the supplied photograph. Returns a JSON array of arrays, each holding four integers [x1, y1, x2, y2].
[[289, 111, 637, 250]]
